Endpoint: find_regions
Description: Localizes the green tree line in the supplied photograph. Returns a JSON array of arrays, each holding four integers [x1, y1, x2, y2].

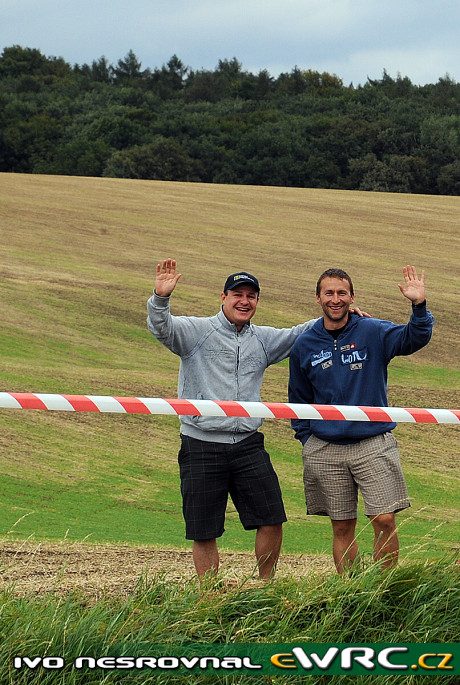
[[1, 45, 459, 194]]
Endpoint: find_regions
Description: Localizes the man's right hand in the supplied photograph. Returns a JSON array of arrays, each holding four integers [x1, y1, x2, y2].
[[155, 258, 182, 297]]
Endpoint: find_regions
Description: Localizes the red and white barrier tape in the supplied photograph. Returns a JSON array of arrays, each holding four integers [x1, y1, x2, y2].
[[0, 393, 459, 424]]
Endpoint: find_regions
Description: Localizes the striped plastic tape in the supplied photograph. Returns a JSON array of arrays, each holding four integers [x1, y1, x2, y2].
[[0, 393, 459, 424]]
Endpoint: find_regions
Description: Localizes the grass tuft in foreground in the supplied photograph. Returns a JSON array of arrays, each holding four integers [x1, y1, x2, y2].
[[1, 554, 458, 684]]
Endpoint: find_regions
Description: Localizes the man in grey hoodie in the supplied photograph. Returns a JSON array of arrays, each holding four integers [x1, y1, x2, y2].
[[147, 258, 363, 580]]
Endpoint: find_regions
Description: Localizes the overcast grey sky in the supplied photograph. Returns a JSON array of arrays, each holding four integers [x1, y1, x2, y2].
[[2, 0, 459, 86]]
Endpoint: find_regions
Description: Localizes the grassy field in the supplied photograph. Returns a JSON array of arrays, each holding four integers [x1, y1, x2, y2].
[[0, 172, 459, 560]]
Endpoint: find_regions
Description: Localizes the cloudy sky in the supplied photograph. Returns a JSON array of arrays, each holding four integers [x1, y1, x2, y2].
[[2, 0, 459, 86]]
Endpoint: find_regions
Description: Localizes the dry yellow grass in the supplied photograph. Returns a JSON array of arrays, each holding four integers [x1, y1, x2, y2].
[[2, 173, 458, 367], [0, 540, 334, 598]]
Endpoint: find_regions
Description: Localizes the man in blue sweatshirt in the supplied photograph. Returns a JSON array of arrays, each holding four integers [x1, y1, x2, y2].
[[288, 265, 433, 573], [148, 258, 367, 580]]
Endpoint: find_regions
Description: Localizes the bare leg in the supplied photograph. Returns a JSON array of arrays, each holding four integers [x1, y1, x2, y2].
[[370, 513, 398, 568], [193, 539, 219, 579], [331, 519, 359, 573], [255, 524, 283, 579]]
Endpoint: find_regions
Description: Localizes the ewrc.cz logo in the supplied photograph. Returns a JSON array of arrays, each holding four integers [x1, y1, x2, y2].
[[271, 647, 454, 672]]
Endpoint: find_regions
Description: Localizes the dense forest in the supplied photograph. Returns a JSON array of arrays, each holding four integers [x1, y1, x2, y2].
[[1, 45, 459, 194]]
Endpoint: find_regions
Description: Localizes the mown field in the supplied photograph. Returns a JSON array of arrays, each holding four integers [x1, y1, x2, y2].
[[0, 172, 459, 562], [1, 173, 459, 684]]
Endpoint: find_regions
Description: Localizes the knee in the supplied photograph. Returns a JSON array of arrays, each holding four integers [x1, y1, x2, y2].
[[371, 513, 396, 534], [193, 538, 217, 550], [332, 519, 356, 538], [260, 523, 283, 538], [257, 523, 283, 546]]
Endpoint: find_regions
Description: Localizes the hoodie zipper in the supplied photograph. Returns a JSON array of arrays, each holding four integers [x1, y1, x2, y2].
[[234, 332, 241, 437], [332, 331, 347, 408]]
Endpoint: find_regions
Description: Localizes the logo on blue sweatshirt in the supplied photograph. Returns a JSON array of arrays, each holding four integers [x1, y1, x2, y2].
[[311, 349, 333, 367], [341, 348, 368, 365]]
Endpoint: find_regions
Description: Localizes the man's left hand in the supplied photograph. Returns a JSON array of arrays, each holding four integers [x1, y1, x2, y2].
[[350, 306, 372, 318], [398, 265, 426, 304]]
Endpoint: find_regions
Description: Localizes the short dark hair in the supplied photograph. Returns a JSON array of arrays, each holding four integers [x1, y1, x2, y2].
[[316, 268, 354, 296]]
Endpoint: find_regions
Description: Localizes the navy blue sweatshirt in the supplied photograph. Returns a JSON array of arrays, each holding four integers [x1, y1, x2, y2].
[[288, 305, 434, 445]]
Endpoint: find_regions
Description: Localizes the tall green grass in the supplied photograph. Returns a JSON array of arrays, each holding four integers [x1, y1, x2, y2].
[[1, 554, 458, 684]]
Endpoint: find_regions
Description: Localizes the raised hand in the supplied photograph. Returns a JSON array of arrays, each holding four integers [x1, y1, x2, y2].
[[155, 258, 182, 297], [398, 265, 426, 304]]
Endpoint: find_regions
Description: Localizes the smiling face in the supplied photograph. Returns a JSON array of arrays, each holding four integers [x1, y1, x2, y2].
[[221, 285, 259, 330], [316, 276, 355, 329]]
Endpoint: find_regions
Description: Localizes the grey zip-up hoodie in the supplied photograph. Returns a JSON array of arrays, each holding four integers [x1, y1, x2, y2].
[[147, 292, 317, 443]]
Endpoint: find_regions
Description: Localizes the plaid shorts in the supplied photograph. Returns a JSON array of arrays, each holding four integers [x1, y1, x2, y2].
[[178, 431, 287, 540], [302, 432, 410, 520]]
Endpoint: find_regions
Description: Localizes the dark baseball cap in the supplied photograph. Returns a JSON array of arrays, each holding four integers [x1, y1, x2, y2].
[[223, 271, 260, 293]]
